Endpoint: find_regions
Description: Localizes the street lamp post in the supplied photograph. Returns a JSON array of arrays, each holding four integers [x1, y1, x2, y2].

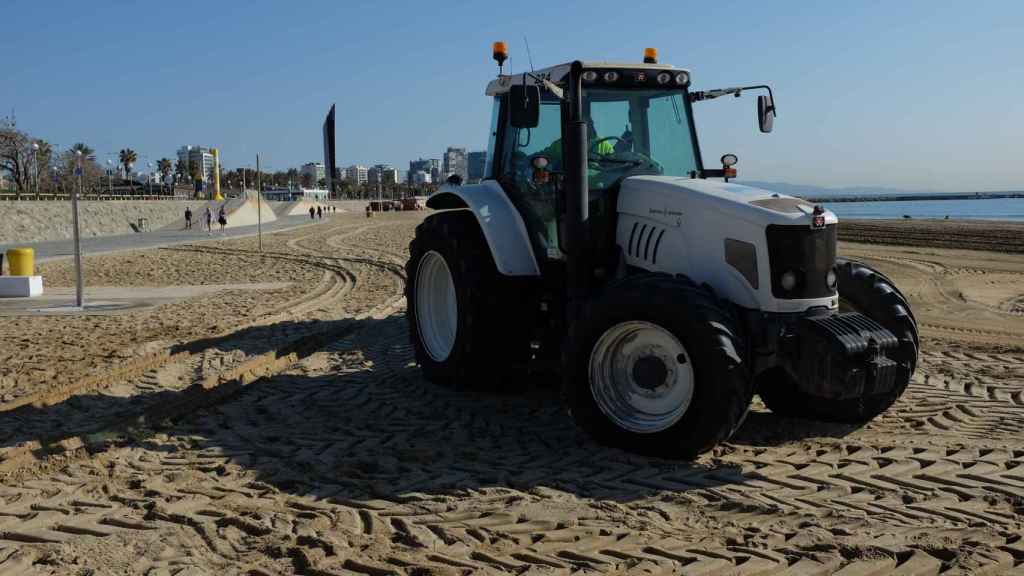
[[72, 150, 84, 308], [256, 155, 262, 251], [31, 142, 39, 200], [147, 162, 153, 197], [106, 159, 113, 197]]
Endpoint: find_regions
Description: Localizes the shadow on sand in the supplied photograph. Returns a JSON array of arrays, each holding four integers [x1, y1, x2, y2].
[[1, 314, 862, 506]]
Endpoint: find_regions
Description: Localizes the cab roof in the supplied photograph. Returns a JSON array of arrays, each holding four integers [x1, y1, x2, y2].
[[485, 61, 690, 96]]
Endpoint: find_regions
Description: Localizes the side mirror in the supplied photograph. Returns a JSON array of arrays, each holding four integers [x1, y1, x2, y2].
[[757, 95, 775, 133], [510, 84, 540, 128]]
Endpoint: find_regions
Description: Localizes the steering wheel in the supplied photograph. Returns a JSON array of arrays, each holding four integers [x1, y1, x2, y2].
[[591, 136, 624, 154]]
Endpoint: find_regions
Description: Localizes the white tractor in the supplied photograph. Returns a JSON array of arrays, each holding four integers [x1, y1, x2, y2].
[[406, 44, 918, 458]]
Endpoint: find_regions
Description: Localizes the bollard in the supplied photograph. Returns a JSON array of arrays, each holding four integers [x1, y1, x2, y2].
[[6, 248, 34, 276]]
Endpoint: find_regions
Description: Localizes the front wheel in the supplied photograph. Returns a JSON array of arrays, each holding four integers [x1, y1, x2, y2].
[[564, 274, 752, 459]]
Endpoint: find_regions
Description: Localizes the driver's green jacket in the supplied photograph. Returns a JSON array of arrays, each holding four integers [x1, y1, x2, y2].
[[538, 137, 614, 161]]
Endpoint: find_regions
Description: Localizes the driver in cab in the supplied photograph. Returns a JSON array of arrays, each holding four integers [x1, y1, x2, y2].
[[534, 118, 619, 167]]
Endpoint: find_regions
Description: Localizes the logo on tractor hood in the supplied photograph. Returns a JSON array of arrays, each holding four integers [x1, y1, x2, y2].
[[648, 207, 683, 216], [649, 207, 683, 226]]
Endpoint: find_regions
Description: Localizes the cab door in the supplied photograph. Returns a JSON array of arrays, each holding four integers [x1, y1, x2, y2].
[[494, 94, 567, 259]]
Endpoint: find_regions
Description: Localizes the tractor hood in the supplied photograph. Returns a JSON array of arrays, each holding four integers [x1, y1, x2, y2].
[[617, 176, 837, 228]]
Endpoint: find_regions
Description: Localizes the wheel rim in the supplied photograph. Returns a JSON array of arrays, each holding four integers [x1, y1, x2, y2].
[[589, 320, 694, 434], [415, 251, 457, 362]]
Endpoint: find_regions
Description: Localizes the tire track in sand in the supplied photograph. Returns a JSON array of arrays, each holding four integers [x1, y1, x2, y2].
[[3, 221, 1022, 574], [5, 312, 1021, 574], [0, 222, 406, 478]]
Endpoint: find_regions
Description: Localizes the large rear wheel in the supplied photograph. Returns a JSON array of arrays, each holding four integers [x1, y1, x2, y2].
[[759, 258, 919, 421], [406, 211, 534, 390], [564, 274, 752, 459]]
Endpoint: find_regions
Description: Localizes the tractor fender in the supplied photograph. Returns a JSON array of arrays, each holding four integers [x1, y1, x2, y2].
[[426, 181, 541, 276]]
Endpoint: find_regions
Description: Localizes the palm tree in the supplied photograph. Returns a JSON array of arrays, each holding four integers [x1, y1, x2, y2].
[[174, 158, 188, 182], [70, 142, 94, 157], [157, 158, 172, 179], [34, 141, 52, 197], [119, 148, 137, 181], [157, 158, 172, 195]]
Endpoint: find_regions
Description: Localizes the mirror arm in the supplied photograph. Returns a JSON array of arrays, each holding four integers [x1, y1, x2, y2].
[[690, 84, 776, 116]]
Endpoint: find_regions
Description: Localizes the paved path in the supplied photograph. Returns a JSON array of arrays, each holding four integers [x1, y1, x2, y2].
[[0, 215, 323, 263]]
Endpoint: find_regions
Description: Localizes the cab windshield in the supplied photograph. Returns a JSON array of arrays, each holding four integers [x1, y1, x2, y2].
[[495, 85, 701, 257], [581, 88, 699, 189]]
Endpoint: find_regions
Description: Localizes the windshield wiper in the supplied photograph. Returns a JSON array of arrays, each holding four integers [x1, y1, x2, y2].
[[524, 72, 565, 101]]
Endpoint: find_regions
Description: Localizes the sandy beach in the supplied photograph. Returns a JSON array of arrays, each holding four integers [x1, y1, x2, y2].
[[0, 213, 1022, 574]]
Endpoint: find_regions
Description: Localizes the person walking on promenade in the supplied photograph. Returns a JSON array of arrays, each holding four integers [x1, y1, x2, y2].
[[205, 206, 213, 235], [317, 205, 323, 220], [309, 206, 316, 220], [218, 205, 227, 234], [184, 206, 193, 230]]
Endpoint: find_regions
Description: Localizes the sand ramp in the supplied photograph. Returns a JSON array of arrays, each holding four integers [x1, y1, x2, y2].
[[273, 199, 330, 217], [160, 196, 277, 230]]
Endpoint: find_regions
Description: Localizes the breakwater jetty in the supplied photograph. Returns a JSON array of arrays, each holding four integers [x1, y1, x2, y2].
[[806, 191, 1024, 203]]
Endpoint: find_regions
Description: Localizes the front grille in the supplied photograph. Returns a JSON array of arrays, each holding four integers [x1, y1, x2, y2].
[[766, 224, 837, 299]]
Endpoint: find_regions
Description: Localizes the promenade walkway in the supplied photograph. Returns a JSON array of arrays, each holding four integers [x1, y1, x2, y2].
[[0, 214, 320, 263]]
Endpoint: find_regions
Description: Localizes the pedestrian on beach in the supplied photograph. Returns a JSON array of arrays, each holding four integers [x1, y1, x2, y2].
[[317, 206, 323, 220], [218, 205, 227, 234], [309, 206, 315, 220], [205, 206, 213, 235], [184, 206, 193, 230]]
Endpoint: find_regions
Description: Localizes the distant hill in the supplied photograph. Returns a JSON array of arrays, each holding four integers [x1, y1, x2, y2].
[[737, 181, 933, 198]]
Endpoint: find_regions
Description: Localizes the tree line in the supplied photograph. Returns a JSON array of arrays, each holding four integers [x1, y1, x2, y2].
[[2, 117, 438, 200], [0, 117, 182, 199]]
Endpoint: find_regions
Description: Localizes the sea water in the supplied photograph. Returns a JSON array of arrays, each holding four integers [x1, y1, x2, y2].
[[821, 198, 1024, 221]]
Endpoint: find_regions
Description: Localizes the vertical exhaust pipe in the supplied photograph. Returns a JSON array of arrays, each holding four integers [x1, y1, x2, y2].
[[565, 61, 589, 310]]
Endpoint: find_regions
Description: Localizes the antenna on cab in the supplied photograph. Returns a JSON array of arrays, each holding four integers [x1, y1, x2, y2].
[[524, 36, 535, 72]]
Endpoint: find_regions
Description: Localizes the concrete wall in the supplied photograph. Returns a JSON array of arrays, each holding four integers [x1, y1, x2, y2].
[[0, 200, 209, 244]]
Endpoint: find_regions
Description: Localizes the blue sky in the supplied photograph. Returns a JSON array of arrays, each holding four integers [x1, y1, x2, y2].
[[3, 0, 1022, 191]]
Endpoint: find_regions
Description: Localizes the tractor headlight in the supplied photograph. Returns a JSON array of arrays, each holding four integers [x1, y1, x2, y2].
[[656, 72, 672, 85], [827, 268, 838, 290], [582, 70, 598, 83], [780, 270, 798, 291], [675, 71, 690, 86], [603, 71, 620, 83]]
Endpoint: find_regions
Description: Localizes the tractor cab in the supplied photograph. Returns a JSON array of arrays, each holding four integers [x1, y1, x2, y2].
[[486, 60, 702, 260], [482, 50, 775, 282]]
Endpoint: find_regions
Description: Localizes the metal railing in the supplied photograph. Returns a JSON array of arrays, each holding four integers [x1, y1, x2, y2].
[[0, 188, 196, 201]]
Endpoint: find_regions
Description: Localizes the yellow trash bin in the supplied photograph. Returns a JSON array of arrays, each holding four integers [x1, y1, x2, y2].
[[6, 248, 34, 276]]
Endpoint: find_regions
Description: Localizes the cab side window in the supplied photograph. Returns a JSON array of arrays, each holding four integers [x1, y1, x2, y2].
[[498, 97, 564, 254], [501, 99, 563, 177]]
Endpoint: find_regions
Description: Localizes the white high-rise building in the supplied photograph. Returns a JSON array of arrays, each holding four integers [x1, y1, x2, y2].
[[368, 164, 398, 185], [411, 170, 431, 185], [300, 162, 325, 184], [177, 145, 216, 182], [344, 165, 368, 184], [443, 147, 467, 181], [409, 158, 441, 184]]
